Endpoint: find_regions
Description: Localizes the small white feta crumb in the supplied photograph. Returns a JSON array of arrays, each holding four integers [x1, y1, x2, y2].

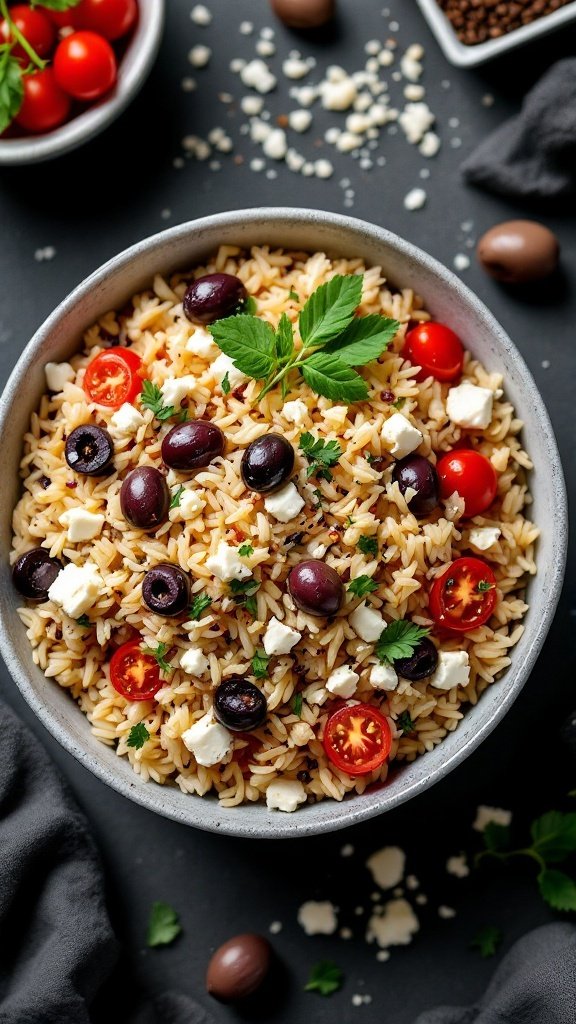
[[404, 187, 427, 211], [378, 49, 394, 67], [178, 489, 206, 519], [341, 927, 353, 940], [188, 44, 211, 68], [264, 483, 305, 523], [446, 381, 493, 430], [59, 508, 105, 543], [336, 131, 362, 152], [404, 84, 425, 101], [35, 245, 57, 262], [415, 893, 428, 905], [283, 56, 310, 80], [367, 898, 419, 948], [381, 412, 423, 459], [399, 102, 434, 144], [376, 950, 391, 961], [160, 375, 196, 409], [110, 402, 145, 435], [269, 921, 282, 934], [314, 159, 334, 179], [288, 109, 312, 133], [350, 603, 385, 643], [297, 901, 338, 935], [48, 562, 103, 619], [454, 253, 471, 272], [320, 76, 358, 111], [263, 127, 287, 160], [190, 4, 211, 25], [366, 847, 406, 889], [286, 148, 306, 172], [266, 778, 307, 812], [283, 399, 308, 424], [473, 805, 512, 832], [239, 20, 253, 34], [256, 38, 275, 57], [406, 875, 419, 890], [341, 843, 355, 857], [240, 59, 277, 94], [365, 39, 382, 55], [326, 665, 360, 699], [185, 326, 217, 359], [307, 541, 327, 560], [419, 131, 441, 157], [438, 905, 456, 920], [250, 158, 265, 172], [182, 715, 232, 766], [263, 616, 301, 656], [369, 662, 399, 692], [180, 647, 209, 676], [212, 353, 247, 390], [468, 527, 501, 551], [206, 541, 252, 582], [45, 361, 75, 392], [430, 650, 470, 691], [446, 854, 469, 878], [241, 95, 264, 115]]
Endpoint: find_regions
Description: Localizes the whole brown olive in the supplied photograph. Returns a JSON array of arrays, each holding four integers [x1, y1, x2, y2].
[[206, 933, 272, 1003], [269, 0, 335, 29], [477, 220, 559, 284]]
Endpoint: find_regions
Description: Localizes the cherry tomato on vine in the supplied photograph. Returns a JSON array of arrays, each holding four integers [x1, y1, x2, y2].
[[15, 68, 71, 133], [0, 5, 56, 61], [53, 30, 117, 101], [437, 449, 498, 519], [83, 347, 143, 408], [429, 557, 497, 633], [75, 0, 138, 40], [323, 703, 392, 776], [404, 322, 464, 383], [110, 639, 162, 701]]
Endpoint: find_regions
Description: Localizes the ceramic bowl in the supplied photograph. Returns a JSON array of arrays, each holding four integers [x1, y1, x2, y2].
[[0, 209, 567, 837], [0, 0, 164, 166]]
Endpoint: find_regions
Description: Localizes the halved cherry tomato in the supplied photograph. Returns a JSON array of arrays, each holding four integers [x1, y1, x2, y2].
[[324, 702, 392, 776], [429, 557, 497, 633], [53, 30, 117, 101], [437, 449, 498, 519], [404, 322, 464, 383], [110, 639, 162, 701], [83, 347, 143, 408], [1, 5, 56, 61], [15, 68, 71, 133], [74, 0, 138, 40]]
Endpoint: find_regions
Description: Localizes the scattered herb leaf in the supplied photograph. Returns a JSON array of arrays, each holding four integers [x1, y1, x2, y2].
[[0, 50, 24, 135], [221, 371, 231, 395], [127, 723, 150, 749], [187, 592, 212, 621], [312, 488, 324, 508], [288, 288, 299, 302], [251, 649, 270, 679], [358, 535, 378, 557], [397, 710, 415, 734], [530, 811, 576, 863], [292, 693, 303, 717], [299, 433, 342, 482], [244, 295, 257, 315], [304, 960, 344, 997], [345, 515, 355, 527], [142, 642, 172, 674], [76, 614, 91, 628], [140, 380, 175, 421], [147, 902, 182, 948], [276, 312, 294, 364], [392, 396, 406, 409], [239, 542, 254, 557], [470, 925, 503, 958], [301, 352, 369, 404], [478, 580, 494, 593], [230, 578, 260, 617], [169, 485, 184, 510], [376, 620, 431, 665], [538, 869, 576, 911], [347, 575, 379, 598], [209, 315, 277, 380]]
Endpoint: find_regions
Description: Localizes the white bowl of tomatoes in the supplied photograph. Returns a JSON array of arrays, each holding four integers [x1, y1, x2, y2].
[[0, 0, 164, 164]]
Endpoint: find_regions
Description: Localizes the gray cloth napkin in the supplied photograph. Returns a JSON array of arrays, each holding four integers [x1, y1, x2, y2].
[[462, 58, 576, 202]]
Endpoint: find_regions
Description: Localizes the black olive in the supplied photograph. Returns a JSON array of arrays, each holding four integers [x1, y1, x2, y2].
[[12, 548, 62, 601], [161, 419, 225, 471], [214, 677, 267, 732], [65, 424, 114, 476], [392, 455, 439, 517], [395, 638, 438, 680], [120, 467, 170, 531], [142, 563, 191, 616], [183, 273, 248, 325], [287, 559, 344, 617], [240, 434, 295, 494]]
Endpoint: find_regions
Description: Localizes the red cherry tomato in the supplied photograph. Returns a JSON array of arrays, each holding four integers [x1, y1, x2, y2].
[[437, 449, 498, 519], [83, 347, 143, 408], [110, 639, 162, 701], [43, 9, 82, 28], [53, 30, 117, 101], [404, 322, 464, 383], [15, 68, 70, 133], [429, 557, 497, 633], [75, 0, 137, 39], [0, 5, 56, 61], [324, 702, 392, 776]]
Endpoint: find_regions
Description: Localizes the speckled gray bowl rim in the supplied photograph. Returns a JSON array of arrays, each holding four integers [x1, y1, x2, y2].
[[0, 0, 164, 166], [0, 209, 567, 838]]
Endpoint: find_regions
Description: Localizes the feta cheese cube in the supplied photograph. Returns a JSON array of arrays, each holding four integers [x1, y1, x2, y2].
[[181, 714, 232, 766], [212, 353, 247, 390], [206, 541, 252, 582], [370, 662, 399, 691], [263, 616, 301, 656], [430, 650, 470, 690], [58, 508, 105, 543], [178, 489, 206, 519], [468, 527, 501, 551], [179, 647, 209, 676], [110, 402, 146, 435], [326, 664, 359, 698], [266, 778, 307, 812], [350, 603, 386, 643], [263, 483, 305, 523], [186, 326, 217, 358], [381, 412, 423, 459], [48, 562, 103, 618], [283, 399, 308, 425], [45, 361, 75, 392], [446, 382, 493, 430], [160, 375, 197, 409]]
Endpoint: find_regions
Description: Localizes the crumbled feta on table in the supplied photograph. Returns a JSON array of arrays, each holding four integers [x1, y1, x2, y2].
[[182, 715, 232, 766], [266, 778, 307, 812], [366, 846, 406, 889], [263, 616, 301, 656], [367, 898, 419, 948], [473, 805, 512, 832], [48, 562, 103, 618], [297, 901, 338, 935], [446, 381, 493, 430]]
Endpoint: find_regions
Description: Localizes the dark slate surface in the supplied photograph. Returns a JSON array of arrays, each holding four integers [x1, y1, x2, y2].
[[0, 2, 575, 1021]]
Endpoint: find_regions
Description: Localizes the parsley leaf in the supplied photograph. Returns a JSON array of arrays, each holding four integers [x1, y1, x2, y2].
[[393, 396, 406, 409], [538, 869, 576, 911], [230, 578, 260, 617], [0, 50, 24, 135], [477, 579, 494, 593], [76, 614, 91, 628], [302, 352, 369, 404], [323, 314, 399, 366], [239, 542, 254, 557], [221, 371, 231, 395], [142, 642, 172, 674], [397, 710, 415, 734], [358, 535, 378, 557], [209, 315, 277, 380], [127, 723, 150, 749], [147, 902, 182, 948], [169, 485, 184, 510], [299, 274, 362, 349], [292, 693, 303, 717], [187, 592, 212, 621], [376, 620, 431, 665], [251, 649, 270, 679], [312, 488, 324, 508], [304, 960, 344, 997], [470, 925, 503, 958], [348, 575, 379, 598], [530, 811, 576, 863], [300, 433, 342, 481], [140, 380, 175, 421]]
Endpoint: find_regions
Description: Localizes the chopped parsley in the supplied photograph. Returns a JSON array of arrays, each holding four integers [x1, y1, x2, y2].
[[345, 515, 355, 527], [142, 641, 172, 674], [347, 575, 379, 599], [238, 542, 254, 557], [76, 614, 91, 628], [127, 723, 150, 749], [221, 371, 231, 395], [478, 580, 494, 592], [470, 925, 503, 958], [229, 578, 260, 617], [304, 960, 344, 997], [169, 485, 184, 510], [312, 488, 324, 508], [187, 592, 212, 621], [147, 902, 182, 948], [299, 433, 342, 481], [288, 288, 300, 302], [375, 620, 431, 665], [392, 396, 406, 409], [292, 693, 303, 717], [357, 534, 378, 557], [140, 380, 175, 421], [251, 649, 270, 679], [397, 710, 415, 735]]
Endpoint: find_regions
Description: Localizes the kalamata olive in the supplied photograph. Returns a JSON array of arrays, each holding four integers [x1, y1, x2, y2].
[[206, 933, 272, 1003], [65, 424, 114, 476], [183, 273, 248, 325], [120, 466, 170, 531], [287, 559, 344, 617], [12, 547, 62, 601], [241, 434, 295, 494], [142, 563, 191, 617], [395, 637, 438, 681], [477, 220, 559, 284], [214, 677, 267, 732], [270, 0, 335, 29], [392, 455, 439, 517], [161, 419, 225, 471]]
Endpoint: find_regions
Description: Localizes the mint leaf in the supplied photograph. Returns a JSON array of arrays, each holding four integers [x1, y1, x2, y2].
[[470, 925, 503, 958], [142, 642, 172, 674], [530, 811, 576, 863], [169, 485, 184, 510], [209, 315, 277, 380], [244, 295, 257, 314], [276, 312, 294, 363], [376, 620, 430, 664], [238, 542, 254, 557], [299, 274, 362, 349], [0, 51, 24, 135], [304, 960, 344, 997], [483, 822, 511, 853], [348, 575, 378, 598], [292, 693, 303, 717], [188, 592, 212, 621], [251, 649, 270, 679], [288, 288, 299, 302], [324, 314, 399, 366], [127, 723, 150, 749], [538, 869, 576, 911], [140, 380, 175, 421], [299, 433, 342, 481], [221, 371, 231, 395], [358, 535, 378, 557], [302, 352, 369, 404], [147, 902, 182, 948]]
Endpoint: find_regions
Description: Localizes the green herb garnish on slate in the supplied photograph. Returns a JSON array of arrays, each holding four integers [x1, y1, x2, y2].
[[147, 901, 182, 948], [304, 960, 344, 996], [140, 381, 176, 421], [358, 534, 378, 557], [470, 925, 503, 958], [187, 592, 212, 621], [251, 650, 270, 679], [299, 433, 342, 481], [127, 723, 150, 750], [209, 275, 399, 405], [347, 575, 379, 598], [142, 641, 172, 674], [169, 485, 184, 510], [376, 620, 431, 665]]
